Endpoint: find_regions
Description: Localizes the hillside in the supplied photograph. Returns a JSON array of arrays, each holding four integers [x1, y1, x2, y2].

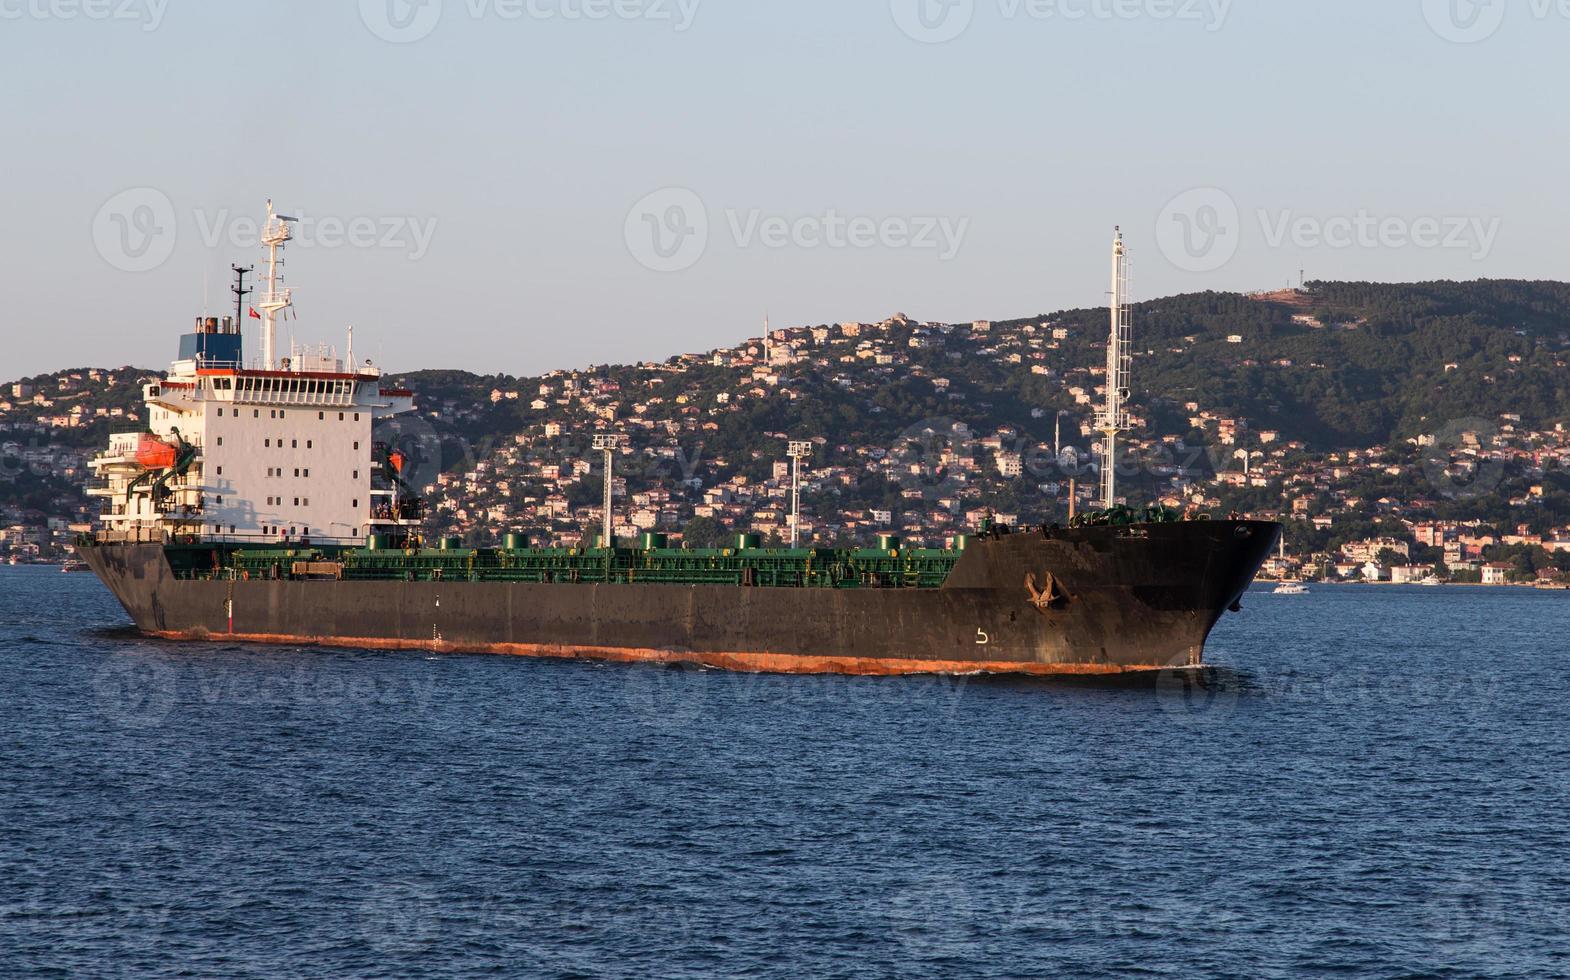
[[7, 279, 1570, 560]]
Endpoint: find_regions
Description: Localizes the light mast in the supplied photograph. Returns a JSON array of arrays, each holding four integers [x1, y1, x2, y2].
[[258, 201, 298, 370], [1097, 227, 1132, 510]]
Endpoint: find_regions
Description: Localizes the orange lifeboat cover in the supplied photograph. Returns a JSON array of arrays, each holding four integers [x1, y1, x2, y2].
[[135, 434, 178, 469]]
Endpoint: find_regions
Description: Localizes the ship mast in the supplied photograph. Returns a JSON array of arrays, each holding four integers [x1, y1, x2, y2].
[[258, 201, 298, 370], [1097, 227, 1132, 510]]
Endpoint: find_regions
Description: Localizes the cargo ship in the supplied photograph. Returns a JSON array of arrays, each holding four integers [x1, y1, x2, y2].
[[79, 209, 1278, 675]]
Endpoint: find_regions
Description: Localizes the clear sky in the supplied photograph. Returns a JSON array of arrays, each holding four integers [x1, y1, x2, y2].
[[2, 0, 1564, 379]]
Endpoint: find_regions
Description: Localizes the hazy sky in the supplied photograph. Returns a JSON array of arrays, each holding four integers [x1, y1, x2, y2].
[[2, 0, 1564, 379]]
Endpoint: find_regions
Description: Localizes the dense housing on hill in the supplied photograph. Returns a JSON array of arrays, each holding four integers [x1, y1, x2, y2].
[[8, 279, 1570, 582]]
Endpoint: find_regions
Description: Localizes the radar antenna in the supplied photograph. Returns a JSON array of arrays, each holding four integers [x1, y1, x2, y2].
[[258, 200, 298, 370]]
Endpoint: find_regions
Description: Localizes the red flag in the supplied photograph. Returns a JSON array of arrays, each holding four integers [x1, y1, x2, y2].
[[248, 307, 261, 319]]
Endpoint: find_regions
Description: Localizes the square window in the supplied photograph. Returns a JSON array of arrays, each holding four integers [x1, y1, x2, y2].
[[291, 440, 297, 449], [318, 412, 324, 420], [307, 441, 312, 449], [253, 410, 259, 418], [264, 439, 270, 448]]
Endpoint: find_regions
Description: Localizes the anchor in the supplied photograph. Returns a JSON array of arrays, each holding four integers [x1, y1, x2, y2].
[[1025, 571, 1068, 611]]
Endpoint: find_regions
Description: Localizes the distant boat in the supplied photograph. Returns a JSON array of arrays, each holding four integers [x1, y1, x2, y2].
[[60, 559, 91, 574], [1272, 582, 1310, 595]]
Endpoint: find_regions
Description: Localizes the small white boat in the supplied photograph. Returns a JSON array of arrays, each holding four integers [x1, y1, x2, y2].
[[1272, 582, 1310, 595]]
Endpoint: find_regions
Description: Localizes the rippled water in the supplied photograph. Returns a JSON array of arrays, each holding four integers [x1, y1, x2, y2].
[[3, 566, 1569, 978]]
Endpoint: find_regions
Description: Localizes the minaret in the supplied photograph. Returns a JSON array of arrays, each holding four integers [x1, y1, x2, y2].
[[1097, 227, 1132, 510], [258, 201, 298, 370]]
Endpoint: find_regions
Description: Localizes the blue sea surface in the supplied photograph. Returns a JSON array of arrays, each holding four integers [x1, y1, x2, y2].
[[2, 566, 1568, 978]]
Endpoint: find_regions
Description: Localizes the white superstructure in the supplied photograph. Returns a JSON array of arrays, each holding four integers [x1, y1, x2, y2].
[[89, 203, 418, 546]]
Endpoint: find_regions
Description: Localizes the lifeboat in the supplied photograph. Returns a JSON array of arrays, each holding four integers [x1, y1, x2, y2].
[[135, 434, 179, 470]]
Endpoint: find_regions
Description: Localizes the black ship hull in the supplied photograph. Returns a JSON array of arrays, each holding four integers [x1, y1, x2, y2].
[[80, 521, 1279, 675]]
